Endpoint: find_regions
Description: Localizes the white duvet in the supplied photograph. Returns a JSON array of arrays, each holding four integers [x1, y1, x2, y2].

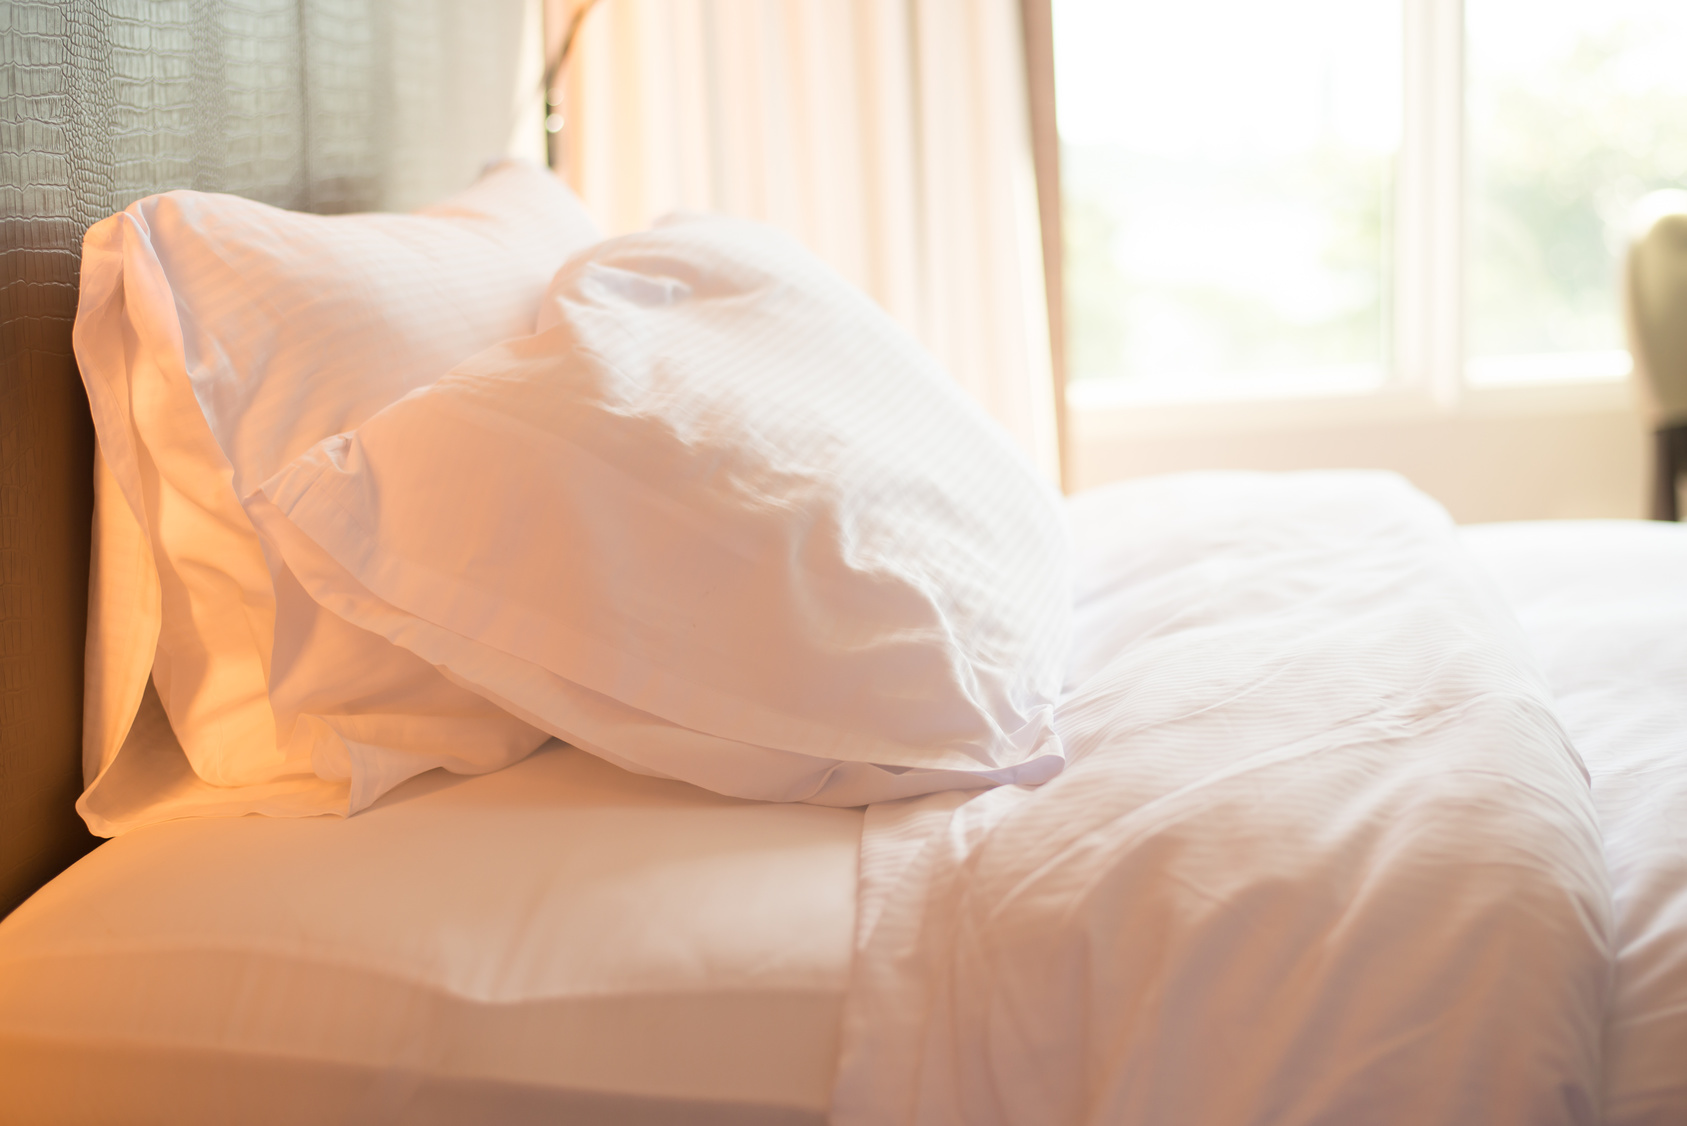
[[832, 472, 1612, 1125]]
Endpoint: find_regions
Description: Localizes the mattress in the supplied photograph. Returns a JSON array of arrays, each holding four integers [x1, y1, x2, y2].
[[0, 742, 862, 1126]]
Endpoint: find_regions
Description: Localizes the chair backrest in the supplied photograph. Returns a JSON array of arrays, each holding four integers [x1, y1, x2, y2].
[[1628, 191, 1687, 427]]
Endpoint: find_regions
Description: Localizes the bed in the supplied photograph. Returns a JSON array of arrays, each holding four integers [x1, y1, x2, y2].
[[3, 6, 1685, 1126]]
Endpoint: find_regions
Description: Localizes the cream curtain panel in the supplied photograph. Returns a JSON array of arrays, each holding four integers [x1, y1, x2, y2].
[[554, 0, 1061, 480]]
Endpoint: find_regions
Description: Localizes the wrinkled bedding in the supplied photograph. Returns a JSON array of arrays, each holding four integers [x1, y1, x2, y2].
[[1465, 520, 1687, 1126], [832, 471, 1612, 1126]]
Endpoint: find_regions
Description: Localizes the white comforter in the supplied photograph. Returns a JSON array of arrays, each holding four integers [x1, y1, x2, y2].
[[831, 472, 1612, 1126]]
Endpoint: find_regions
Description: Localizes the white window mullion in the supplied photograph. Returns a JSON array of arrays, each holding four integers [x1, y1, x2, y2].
[[1396, 0, 1464, 408]]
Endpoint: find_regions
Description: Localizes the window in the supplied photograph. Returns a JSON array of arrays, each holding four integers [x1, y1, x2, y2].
[[1055, 0, 1687, 407], [1466, 0, 1687, 385]]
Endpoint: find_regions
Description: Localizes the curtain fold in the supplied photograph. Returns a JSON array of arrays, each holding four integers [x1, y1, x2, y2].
[[553, 0, 1060, 480]]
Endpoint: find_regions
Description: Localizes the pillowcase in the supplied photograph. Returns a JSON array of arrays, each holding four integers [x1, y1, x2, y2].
[[75, 160, 599, 832], [244, 216, 1073, 806]]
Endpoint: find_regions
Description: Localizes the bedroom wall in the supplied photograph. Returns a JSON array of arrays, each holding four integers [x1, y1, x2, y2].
[[1069, 388, 1649, 524]]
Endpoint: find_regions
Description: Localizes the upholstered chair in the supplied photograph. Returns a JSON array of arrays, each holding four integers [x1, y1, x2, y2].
[[1627, 190, 1687, 519]]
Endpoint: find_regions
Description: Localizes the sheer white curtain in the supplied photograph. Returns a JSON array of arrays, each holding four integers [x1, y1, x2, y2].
[[552, 0, 1061, 480]]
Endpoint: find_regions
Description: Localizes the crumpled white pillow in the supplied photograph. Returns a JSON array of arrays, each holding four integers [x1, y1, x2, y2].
[[245, 216, 1073, 806], [75, 160, 600, 831]]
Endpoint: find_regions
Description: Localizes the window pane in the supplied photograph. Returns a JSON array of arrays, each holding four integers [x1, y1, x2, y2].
[[1055, 0, 1400, 394], [1466, 0, 1687, 377]]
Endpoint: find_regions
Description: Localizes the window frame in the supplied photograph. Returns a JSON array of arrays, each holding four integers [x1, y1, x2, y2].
[[1047, 0, 1643, 445]]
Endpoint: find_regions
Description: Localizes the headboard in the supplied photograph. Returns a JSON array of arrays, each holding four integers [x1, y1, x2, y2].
[[0, 0, 543, 916]]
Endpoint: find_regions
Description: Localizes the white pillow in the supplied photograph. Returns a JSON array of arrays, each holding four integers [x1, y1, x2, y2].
[[75, 161, 600, 830], [245, 217, 1072, 805]]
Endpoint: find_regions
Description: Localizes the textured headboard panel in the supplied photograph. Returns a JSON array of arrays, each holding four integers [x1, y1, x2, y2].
[[0, 0, 542, 916]]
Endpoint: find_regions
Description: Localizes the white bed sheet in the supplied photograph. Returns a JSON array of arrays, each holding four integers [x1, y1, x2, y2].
[[1464, 520, 1687, 1126], [0, 744, 861, 1126]]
